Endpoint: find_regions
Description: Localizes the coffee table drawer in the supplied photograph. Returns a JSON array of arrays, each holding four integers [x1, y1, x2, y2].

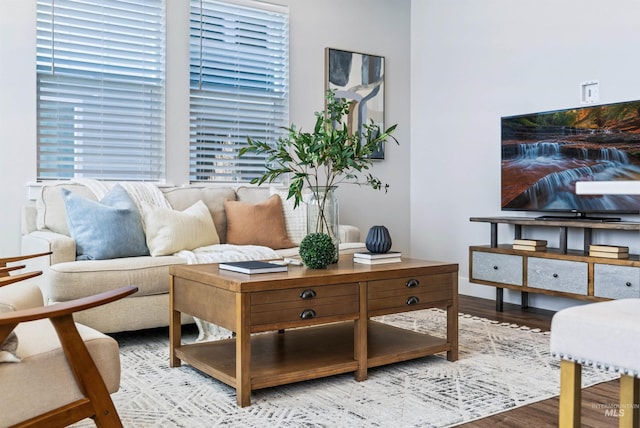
[[251, 283, 359, 327], [368, 273, 453, 313]]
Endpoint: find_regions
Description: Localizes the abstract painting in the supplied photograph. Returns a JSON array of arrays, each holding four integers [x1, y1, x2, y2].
[[325, 48, 386, 159]]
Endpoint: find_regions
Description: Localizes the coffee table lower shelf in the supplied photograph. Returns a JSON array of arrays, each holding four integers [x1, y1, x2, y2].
[[174, 320, 449, 392]]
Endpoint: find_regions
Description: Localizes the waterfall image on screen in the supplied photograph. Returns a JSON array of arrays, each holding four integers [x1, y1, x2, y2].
[[501, 100, 640, 214]]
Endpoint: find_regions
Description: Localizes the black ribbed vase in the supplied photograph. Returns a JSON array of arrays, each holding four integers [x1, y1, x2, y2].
[[365, 225, 392, 254]]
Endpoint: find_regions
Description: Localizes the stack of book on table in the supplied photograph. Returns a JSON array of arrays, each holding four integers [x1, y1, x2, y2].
[[218, 260, 288, 274], [589, 245, 629, 259], [353, 251, 402, 265], [512, 239, 547, 252]]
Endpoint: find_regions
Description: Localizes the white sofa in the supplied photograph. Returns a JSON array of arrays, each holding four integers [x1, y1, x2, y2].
[[21, 182, 363, 333]]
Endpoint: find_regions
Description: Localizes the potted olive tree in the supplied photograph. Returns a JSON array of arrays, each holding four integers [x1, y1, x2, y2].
[[240, 90, 398, 265]]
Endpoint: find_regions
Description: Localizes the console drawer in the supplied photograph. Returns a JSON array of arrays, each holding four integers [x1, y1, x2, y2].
[[368, 273, 453, 313], [594, 264, 640, 299], [471, 251, 523, 285], [251, 283, 359, 327], [527, 258, 587, 295]]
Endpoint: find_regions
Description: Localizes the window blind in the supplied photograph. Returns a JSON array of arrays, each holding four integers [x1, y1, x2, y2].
[[36, 0, 166, 181], [189, 0, 289, 183]]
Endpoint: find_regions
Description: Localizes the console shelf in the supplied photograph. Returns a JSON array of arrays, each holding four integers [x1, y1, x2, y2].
[[469, 217, 640, 310]]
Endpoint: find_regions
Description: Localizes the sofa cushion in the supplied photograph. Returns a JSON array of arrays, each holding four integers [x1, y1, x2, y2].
[[47, 256, 186, 300], [224, 194, 295, 249], [235, 186, 270, 204], [141, 200, 220, 257], [37, 183, 97, 235], [161, 187, 237, 244], [62, 184, 150, 260]]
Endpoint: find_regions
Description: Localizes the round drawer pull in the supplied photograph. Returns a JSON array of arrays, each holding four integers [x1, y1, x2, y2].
[[552, 273, 559, 278], [406, 279, 420, 288], [626, 282, 633, 287], [406, 296, 420, 305], [299, 309, 316, 319], [299, 289, 317, 299], [493, 265, 499, 270]]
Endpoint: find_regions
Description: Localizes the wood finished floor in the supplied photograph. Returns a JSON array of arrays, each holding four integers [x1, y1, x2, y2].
[[456, 295, 620, 428]]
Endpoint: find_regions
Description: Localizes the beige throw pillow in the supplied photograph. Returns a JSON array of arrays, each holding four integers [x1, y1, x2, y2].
[[224, 194, 295, 249], [141, 200, 220, 256]]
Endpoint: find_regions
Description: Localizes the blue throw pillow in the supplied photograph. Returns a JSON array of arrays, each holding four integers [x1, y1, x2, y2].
[[62, 184, 150, 260]]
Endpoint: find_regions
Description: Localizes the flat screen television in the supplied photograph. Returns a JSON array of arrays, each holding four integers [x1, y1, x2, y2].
[[501, 100, 640, 219]]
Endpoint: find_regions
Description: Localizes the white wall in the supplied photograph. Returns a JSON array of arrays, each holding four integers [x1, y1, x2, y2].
[[410, 0, 640, 310], [0, 0, 412, 257], [0, 1, 37, 255]]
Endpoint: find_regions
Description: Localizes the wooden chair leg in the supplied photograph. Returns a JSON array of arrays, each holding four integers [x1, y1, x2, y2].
[[559, 360, 582, 428], [50, 314, 122, 428], [619, 375, 639, 428]]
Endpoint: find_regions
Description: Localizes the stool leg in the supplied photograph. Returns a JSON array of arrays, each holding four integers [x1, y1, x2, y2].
[[559, 360, 582, 428], [619, 375, 639, 428]]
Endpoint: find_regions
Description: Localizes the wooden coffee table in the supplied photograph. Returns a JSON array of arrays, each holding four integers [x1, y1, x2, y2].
[[169, 256, 458, 407]]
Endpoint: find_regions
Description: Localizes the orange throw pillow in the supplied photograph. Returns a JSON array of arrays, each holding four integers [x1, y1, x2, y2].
[[224, 194, 295, 249]]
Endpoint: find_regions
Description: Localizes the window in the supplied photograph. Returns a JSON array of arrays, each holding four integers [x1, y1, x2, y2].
[[37, 0, 165, 181], [189, 0, 289, 182]]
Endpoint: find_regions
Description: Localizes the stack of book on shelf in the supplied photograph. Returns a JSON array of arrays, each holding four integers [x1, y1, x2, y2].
[[353, 251, 402, 265], [589, 244, 629, 259], [512, 239, 547, 252]]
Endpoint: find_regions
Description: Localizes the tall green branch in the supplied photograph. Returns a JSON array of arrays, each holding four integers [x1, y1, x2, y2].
[[239, 89, 399, 210]]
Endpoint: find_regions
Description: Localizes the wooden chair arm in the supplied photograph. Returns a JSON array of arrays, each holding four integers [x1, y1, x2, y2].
[[0, 270, 42, 287], [0, 286, 138, 325], [0, 251, 52, 267], [2, 284, 136, 427], [0, 264, 25, 275]]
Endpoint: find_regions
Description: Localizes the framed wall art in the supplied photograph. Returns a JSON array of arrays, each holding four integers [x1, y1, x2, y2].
[[325, 48, 386, 159]]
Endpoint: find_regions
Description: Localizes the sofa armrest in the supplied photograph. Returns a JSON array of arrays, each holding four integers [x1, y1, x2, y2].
[[338, 224, 360, 243], [22, 206, 38, 235], [22, 231, 76, 266]]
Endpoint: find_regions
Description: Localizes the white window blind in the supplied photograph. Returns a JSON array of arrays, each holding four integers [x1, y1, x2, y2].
[[37, 0, 166, 181], [189, 0, 289, 182]]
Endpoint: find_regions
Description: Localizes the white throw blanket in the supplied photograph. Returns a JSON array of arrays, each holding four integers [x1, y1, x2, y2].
[[70, 178, 172, 211], [176, 244, 282, 342], [174, 244, 281, 265]]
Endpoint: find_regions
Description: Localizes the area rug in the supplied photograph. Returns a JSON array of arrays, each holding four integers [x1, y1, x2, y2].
[[71, 310, 616, 427]]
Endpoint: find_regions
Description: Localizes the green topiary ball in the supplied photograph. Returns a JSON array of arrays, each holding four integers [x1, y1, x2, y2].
[[299, 233, 336, 269]]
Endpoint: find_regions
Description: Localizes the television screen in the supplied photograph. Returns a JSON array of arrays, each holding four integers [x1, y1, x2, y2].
[[501, 100, 640, 215]]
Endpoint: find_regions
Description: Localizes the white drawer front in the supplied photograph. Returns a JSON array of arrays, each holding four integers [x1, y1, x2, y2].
[[471, 252, 523, 286], [594, 264, 640, 299], [527, 258, 587, 295]]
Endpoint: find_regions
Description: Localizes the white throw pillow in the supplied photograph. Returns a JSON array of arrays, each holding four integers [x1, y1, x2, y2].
[[141, 200, 220, 256], [270, 187, 308, 246]]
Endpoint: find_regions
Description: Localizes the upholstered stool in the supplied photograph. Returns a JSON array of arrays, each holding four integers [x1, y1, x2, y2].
[[550, 299, 640, 428]]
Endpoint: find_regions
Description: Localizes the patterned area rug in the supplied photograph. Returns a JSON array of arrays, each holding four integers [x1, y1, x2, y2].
[[72, 310, 615, 427]]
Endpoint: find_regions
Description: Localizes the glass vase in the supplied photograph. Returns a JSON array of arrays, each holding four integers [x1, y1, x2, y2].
[[307, 186, 339, 263]]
